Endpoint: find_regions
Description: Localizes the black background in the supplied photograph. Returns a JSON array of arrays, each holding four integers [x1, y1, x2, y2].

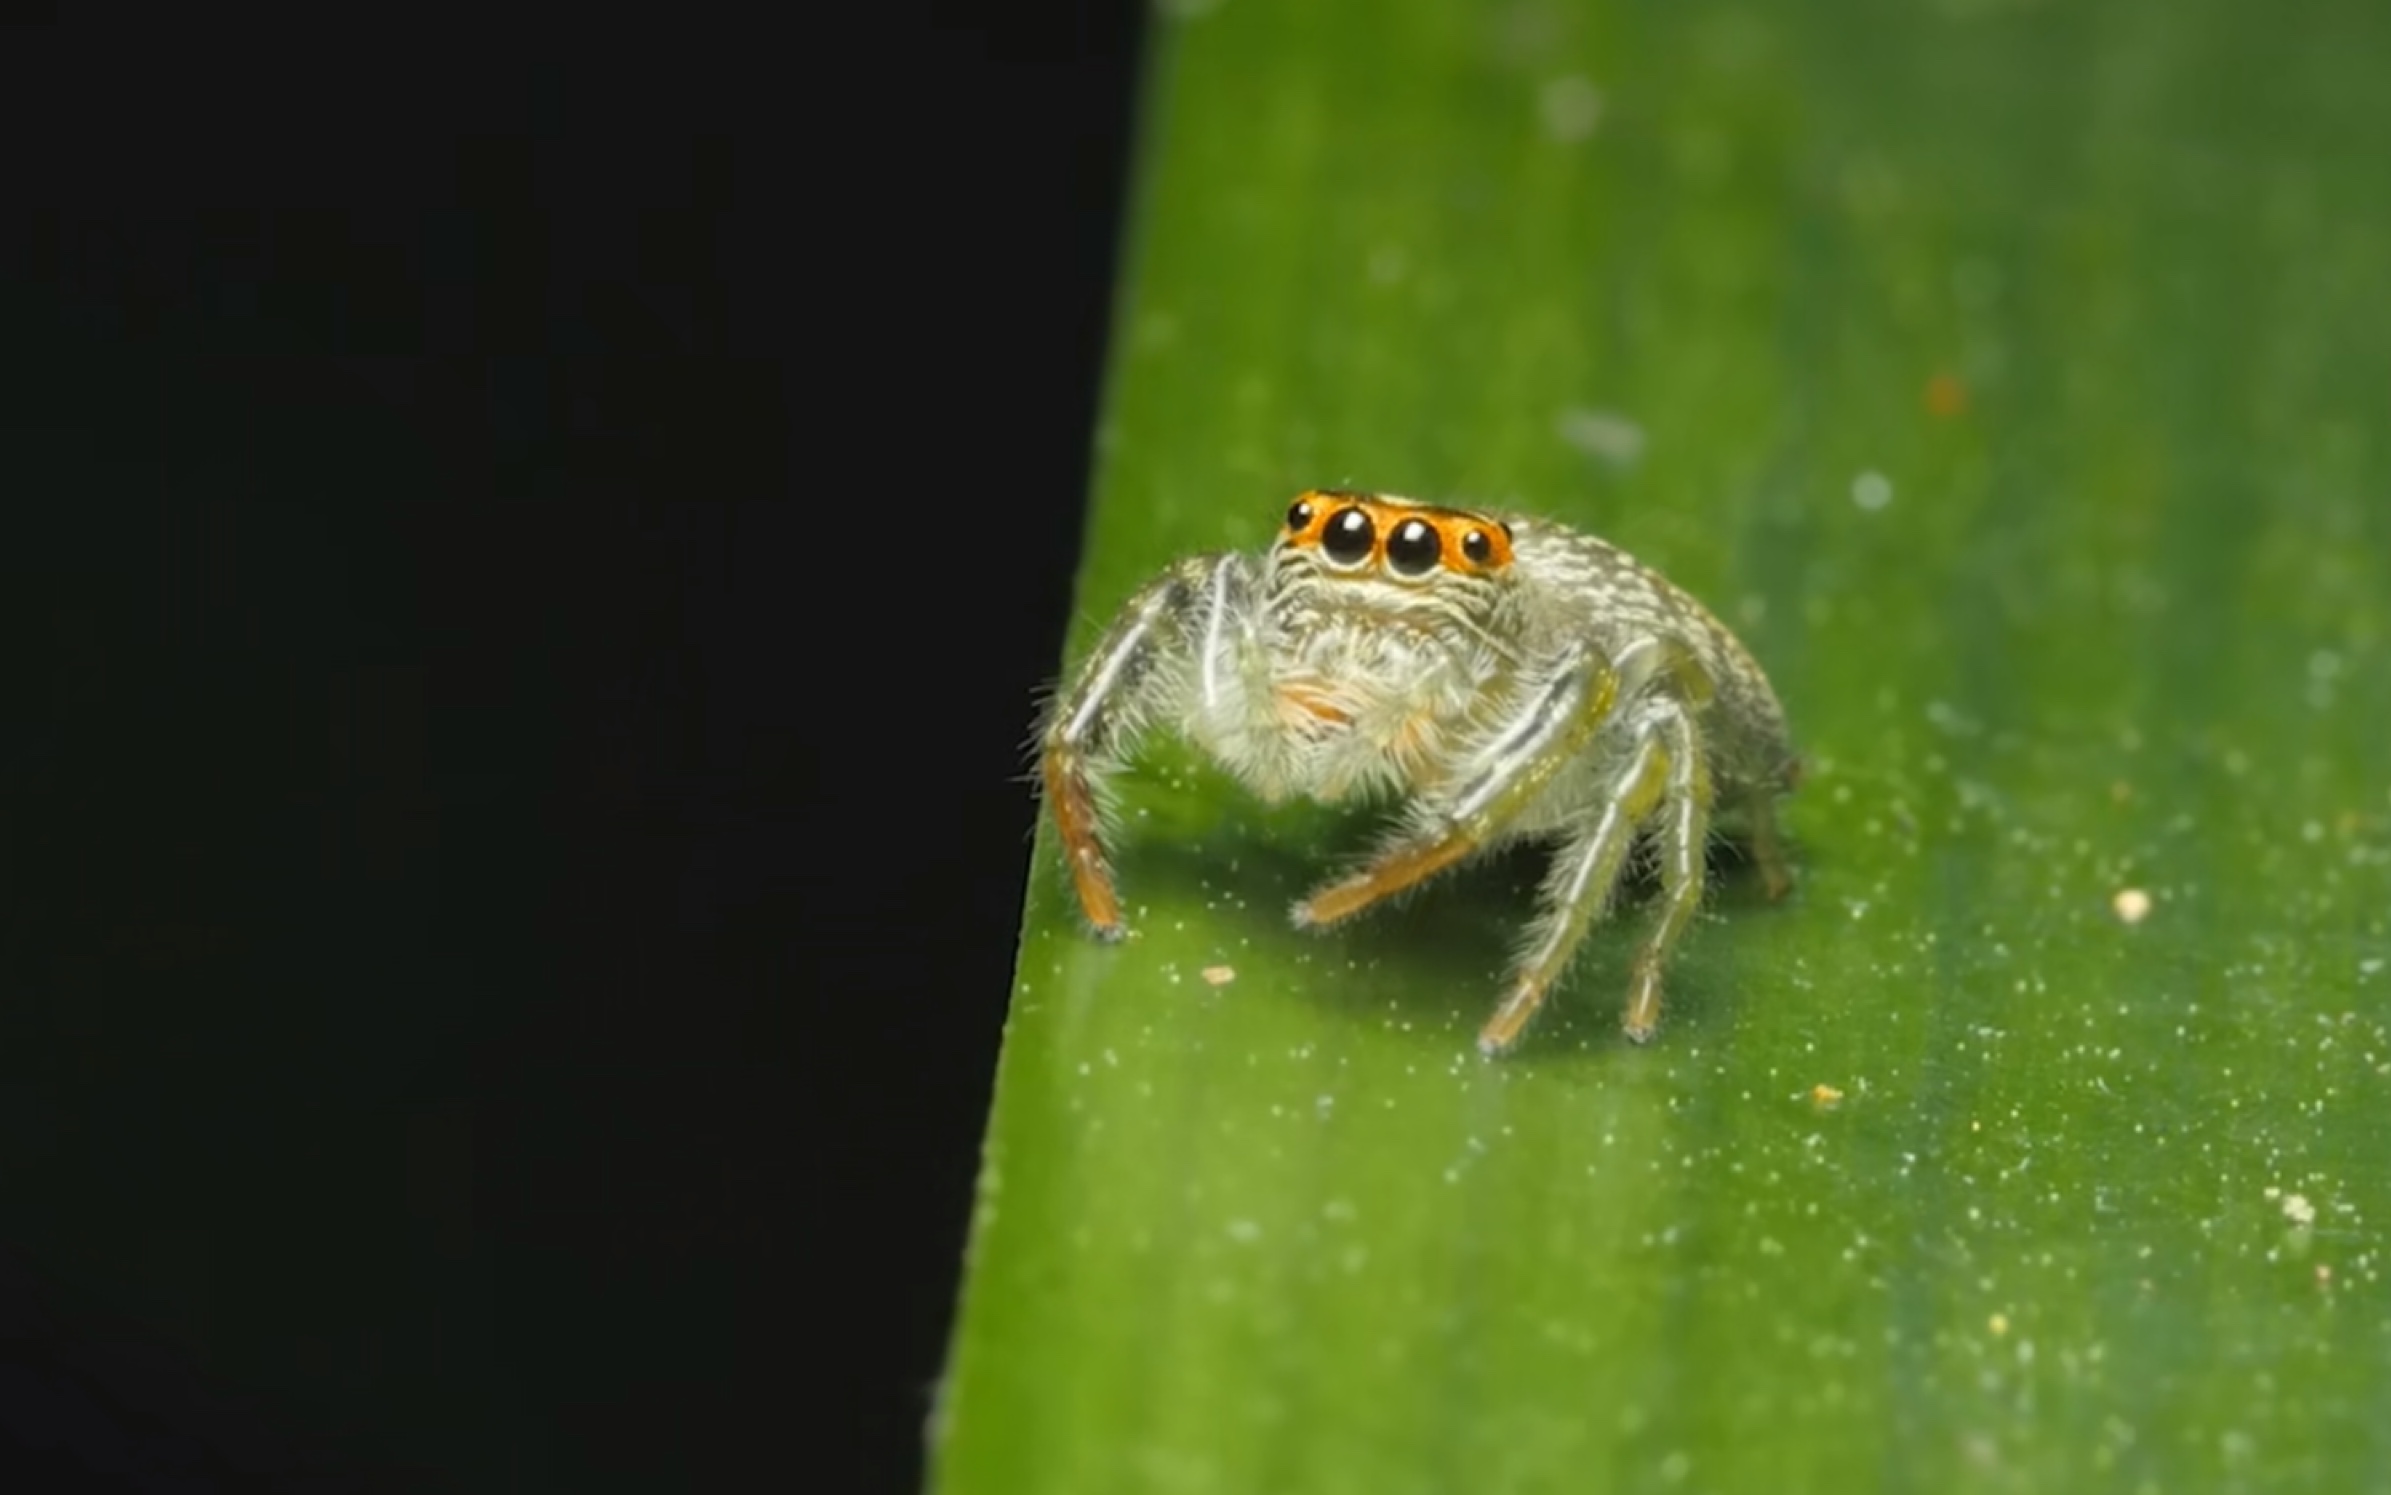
[[1, 4, 1142, 1490]]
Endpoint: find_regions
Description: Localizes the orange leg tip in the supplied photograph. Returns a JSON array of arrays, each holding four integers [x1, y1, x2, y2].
[[1291, 878, 1373, 928], [1477, 984, 1544, 1056], [1077, 893, 1124, 937], [1621, 970, 1662, 1042], [1288, 895, 1339, 930], [1066, 856, 1124, 938], [1294, 836, 1475, 931]]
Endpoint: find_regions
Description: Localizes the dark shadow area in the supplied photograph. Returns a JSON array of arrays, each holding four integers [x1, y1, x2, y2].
[[0, 5, 1142, 1490]]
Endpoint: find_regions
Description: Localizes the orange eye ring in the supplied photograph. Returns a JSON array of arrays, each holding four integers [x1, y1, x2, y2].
[[1279, 491, 1514, 575]]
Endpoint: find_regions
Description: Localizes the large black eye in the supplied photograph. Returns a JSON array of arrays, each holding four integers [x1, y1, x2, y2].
[[1461, 529, 1493, 565], [1320, 507, 1375, 566], [1386, 518, 1441, 576], [1285, 498, 1315, 533]]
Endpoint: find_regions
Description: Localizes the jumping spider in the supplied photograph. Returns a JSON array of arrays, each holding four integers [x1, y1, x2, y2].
[[1038, 491, 1799, 1054]]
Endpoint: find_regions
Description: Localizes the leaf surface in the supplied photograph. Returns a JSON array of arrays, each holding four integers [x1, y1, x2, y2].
[[939, 2, 2391, 1490]]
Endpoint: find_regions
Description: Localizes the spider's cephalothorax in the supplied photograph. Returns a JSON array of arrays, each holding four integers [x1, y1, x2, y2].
[[1038, 490, 1799, 1054]]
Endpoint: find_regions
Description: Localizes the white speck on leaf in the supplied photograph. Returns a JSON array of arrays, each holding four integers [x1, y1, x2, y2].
[[1540, 76, 1605, 140], [1555, 406, 1647, 467]]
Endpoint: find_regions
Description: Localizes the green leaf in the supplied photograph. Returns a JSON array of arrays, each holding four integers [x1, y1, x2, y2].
[[937, 1, 2391, 1490]]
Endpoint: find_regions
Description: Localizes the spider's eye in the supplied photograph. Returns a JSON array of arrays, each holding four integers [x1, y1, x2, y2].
[[1386, 518, 1442, 576], [1286, 498, 1315, 533], [1462, 529, 1493, 566], [1320, 507, 1375, 566]]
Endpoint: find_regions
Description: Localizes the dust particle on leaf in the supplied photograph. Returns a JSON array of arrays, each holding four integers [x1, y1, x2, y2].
[[1924, 371, 1969, 417], [1538, 76, 1604, 141], [1555, 406, 1646, 467]]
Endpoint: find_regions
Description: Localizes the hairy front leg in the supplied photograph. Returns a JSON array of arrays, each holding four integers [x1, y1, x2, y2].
[[1039, 556, 1243, 938], [1291, 642, 1621, 928]]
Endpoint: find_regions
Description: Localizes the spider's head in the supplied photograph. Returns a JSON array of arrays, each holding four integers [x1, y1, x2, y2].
[[1270, 491, 1517, 623]]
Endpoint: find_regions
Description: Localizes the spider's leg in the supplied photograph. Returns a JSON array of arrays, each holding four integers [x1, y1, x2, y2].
[[1039, 555, 1243, 938], [1744, 792, 1795, 902], [1474, 707, 1675, 1054], [1619, 698, 1714, 1041], [1290, 641, 1620, 928]]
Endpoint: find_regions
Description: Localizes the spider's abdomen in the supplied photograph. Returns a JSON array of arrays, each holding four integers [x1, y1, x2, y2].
[[1508, 523, 1797, 801]]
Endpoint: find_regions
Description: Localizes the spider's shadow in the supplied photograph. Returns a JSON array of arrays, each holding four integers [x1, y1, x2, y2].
[[1126, 799, 1797, 1064]]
